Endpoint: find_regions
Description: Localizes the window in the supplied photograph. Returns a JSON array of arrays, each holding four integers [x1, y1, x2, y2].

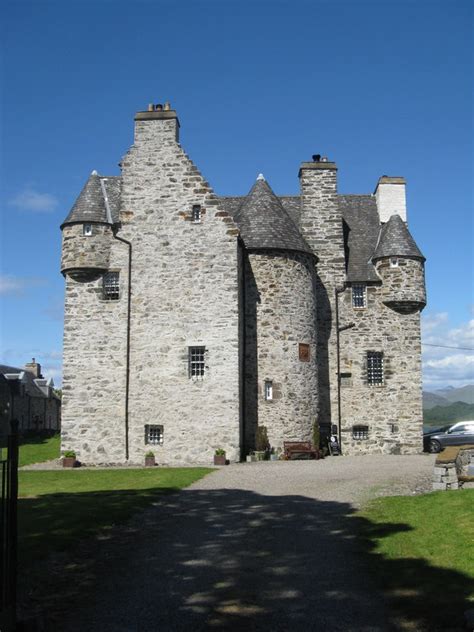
[[299, 343, 310, 362], [367, 351, 384, 386], [189, 346, 205, 377], [353, 425, 369, 440], [264, 380, 273, 401], [83, 224, 93, 236], [145, 424, 164, 445], [352, 284, 366, 308], [103, 271, 120, 300], [192, 205, 202, 223], [390, 257, 399, 268]]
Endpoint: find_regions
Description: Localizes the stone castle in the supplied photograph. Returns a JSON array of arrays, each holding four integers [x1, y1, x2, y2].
[[60, 103, 426, 464]]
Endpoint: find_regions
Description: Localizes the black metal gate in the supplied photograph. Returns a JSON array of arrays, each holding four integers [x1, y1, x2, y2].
[[0, 420, 18, 632]]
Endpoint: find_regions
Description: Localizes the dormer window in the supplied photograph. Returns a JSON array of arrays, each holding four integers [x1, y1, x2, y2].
[[390, 257, 399, 268], [192, 205, 202, 223], [83, 224, 93, 236]]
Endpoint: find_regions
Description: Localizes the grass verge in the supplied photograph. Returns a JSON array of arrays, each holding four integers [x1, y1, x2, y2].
[[19, 433, 60, 467], [18, 468, 213, 565], [358, 490, 474, 631]]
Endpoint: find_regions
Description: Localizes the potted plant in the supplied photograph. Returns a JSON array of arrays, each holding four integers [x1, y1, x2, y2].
[[214, 448, 227, 466], [145, 451, 156, 467], [62, 450, 77, 468]]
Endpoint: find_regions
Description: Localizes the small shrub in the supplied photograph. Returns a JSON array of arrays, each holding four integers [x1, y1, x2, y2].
[[255, 426, 270, 452], [145, 451, 155, 458], [63, 450, 76, 458], [215, 448, 226, 456]]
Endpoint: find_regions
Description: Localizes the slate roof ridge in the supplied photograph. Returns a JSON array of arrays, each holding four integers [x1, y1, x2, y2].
[[232, 178, 312, 255], [372, 214, 425, 261]]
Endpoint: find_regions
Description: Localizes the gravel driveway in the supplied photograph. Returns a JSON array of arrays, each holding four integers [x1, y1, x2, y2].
[[45, 455, 435, 631]]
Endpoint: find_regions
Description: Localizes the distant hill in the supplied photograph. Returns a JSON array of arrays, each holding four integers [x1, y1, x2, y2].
[[424, 401, 474, 426], [423, 384, 474, 410], [436, 384, 474, 405]]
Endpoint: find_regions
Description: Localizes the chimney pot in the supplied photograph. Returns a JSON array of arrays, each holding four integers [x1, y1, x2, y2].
[[164, 101, 171, 111], [148, 103, 154, 111], [155, 103, 163, 111]]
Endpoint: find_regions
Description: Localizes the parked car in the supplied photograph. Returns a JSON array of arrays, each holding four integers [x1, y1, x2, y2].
[[423, 421, 474, 453]]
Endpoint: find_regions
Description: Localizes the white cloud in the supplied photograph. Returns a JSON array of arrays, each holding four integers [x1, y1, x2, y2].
[[422, 311, 474, 389], [9, 187, 58, 213], [0, 274, 47, 295]]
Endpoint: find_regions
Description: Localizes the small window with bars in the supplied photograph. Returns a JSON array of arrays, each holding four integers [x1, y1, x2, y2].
[[192, 205, 202, 223], [352, 425, 369, 440], [367, 351, 384, 386], [352, 284, 366, 308], [103, 271, 120, 300], [264, 380, 273, 401], [145, 424, 164, 445], [189, 346, 206, 378]]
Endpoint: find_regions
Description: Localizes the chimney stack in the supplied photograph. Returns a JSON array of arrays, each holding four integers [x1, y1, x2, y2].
[[374, 176, 407, 223], [24, 358, 42, 379], [134, 101, 180, 143]]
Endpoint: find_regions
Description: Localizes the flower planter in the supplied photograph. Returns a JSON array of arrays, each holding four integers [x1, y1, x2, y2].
[[145, 456, 156, 467], [62, 457, 77, 468], [214, 455, 226, 466], [254, 451, 266, 461]]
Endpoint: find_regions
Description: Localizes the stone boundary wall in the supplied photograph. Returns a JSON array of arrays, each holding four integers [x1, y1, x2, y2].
[[432, 445, 474, 490]]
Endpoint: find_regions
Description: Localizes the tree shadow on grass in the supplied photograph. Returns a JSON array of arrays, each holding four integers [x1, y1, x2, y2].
[[19, 489, 473, 632]]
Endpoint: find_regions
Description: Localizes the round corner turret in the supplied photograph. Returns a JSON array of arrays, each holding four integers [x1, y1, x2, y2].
[[61, 222, 113, 282], [375, 256, 426, 313]]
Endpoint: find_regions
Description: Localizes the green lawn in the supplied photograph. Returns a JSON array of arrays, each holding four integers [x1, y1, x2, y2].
[[18, 468, 213, 564], [359, 490, 474, 631], [19, 432, 60, 466]]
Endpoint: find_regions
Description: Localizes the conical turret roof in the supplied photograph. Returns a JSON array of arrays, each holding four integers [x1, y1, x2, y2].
[[61, 172, 121, 227], [373, 214, 425, 261], [233, 175, 312, 254]]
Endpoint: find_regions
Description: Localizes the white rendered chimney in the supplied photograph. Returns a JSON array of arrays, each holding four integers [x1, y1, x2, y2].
[[374, 176, 407, 223]]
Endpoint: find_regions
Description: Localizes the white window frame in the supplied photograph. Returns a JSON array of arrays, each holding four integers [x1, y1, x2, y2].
[[145, 424, 164, 445], [390, 257, 399, 268], [189, 346, 206, 378], [83, 224, 93, 236], [352, 284, 366, 309], [264, 380, 273, 401]]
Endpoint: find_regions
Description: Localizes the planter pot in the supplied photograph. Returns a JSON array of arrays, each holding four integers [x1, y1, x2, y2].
[[214, 455, 226, 466], [270, 454, 279, 461], [145, 456, 156, 467], [254, 451, 266, 461], [62, 457, 77, 468]]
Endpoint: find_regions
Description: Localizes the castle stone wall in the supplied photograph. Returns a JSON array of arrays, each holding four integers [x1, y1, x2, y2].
[[243, 251, 318, 451], [376, 258, 426, 309], [338, 284, 423, 454], [61, 223, 112, 277]]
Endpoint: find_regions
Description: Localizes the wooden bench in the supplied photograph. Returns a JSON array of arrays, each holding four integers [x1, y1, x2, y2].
[[284, 441, 319, 460]]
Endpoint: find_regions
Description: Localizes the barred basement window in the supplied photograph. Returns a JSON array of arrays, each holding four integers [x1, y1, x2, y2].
[[83, 224, 92, 236], [353, 425, 369, 440], [145, 424, 164, 445], [192, 205, 202, 223], [103, 271, 120, 300], [189, 346, 205, 377], [367, 351, 384, 386], [352, 284, 366, 308]]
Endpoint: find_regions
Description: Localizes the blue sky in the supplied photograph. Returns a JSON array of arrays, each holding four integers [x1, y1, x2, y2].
[[1, 0, 473, 389]]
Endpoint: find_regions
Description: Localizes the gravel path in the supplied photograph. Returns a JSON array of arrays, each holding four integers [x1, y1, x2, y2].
[[30, 455, 435, 632]]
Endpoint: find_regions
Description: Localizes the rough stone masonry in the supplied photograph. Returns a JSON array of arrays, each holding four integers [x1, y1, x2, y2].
[[60, 102, 426, 465]]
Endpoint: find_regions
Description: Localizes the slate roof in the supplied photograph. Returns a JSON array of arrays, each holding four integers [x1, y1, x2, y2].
[[339, 195, 381, 282], [228, 178, 312, 254], [372, 213, 425, 261], [0, 365, 55, 399], [61, 173, 121, 226]]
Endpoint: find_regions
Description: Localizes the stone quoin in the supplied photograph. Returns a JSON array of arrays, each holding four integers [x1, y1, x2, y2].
[[60, 103, 426, 464]]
